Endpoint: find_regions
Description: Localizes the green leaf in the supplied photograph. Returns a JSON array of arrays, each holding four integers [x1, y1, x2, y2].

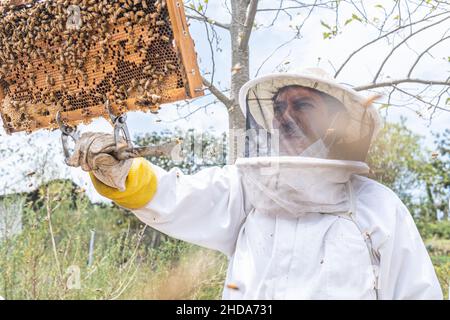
[[351, 13, 362, 22], [198, 3, 203, 11], [344, 18, 353, 26], [446, 97, 450, 105], [320, 20, 331, 30], [323, 32, 331, 39], [379, 104, 389, 110]]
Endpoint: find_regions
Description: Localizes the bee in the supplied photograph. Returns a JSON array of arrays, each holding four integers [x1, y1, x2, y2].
[[81, 108, 91, 117], [144, 79, 151, 90], [46, 75, 55, 86], [136, 97, 149, 106], [149, 104, 160, 114], [166, 63, 176, 70], [110, 14, 118, 24], [226, 283, 239, 290], [150, 94, 161, 104], [154, 0, 161, 11]]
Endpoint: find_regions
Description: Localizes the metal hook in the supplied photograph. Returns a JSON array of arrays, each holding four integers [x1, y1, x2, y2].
[[56, 110, 79, 164], [105, 100, 132, 150], [104, 100, 182, 161]]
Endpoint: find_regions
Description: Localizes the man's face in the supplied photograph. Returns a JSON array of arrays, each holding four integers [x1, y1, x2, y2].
[[272, 86, 332, 156]]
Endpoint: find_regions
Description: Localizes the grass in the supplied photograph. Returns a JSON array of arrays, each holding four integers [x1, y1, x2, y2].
[[426, 239, 450, 299]]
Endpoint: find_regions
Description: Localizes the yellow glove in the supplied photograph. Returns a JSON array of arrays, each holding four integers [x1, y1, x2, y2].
[[89, 157, 158, 209], [67, 132, 157, 209]]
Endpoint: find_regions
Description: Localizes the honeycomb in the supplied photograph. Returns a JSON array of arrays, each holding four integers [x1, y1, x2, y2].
[[0, 0, 203, 134]]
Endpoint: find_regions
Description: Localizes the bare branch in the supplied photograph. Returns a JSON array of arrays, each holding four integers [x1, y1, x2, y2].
[[265, 0, 284, 28], [334, 10, 450, 77], [372, 14, 450, 83], [198, 15, 217, 85], [255, 2, 335, 12], [407, 34, 450, 78], [185, 13, 230, 31], [202, 76, 233, 108], [254, 36, 297, 77], [239, 0, 259, 51], [392, 85, 449, 114], [254, 0, 318, 77], [354, 78, 450, 91], [167, 100, 219, 123]]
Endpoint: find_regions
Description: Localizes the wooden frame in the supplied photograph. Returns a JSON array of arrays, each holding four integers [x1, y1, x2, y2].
[[0, 0, 204, 134]]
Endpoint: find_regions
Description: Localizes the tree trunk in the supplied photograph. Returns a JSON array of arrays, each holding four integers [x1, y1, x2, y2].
[[425, 182, 438, 221], [228, 0, 251, 164]]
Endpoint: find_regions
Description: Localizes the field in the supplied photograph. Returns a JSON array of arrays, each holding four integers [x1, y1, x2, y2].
[[0, 179, 448, 300]]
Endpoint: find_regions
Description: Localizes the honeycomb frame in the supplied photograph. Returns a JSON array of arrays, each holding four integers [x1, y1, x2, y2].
[[0, 0, 204, 134]]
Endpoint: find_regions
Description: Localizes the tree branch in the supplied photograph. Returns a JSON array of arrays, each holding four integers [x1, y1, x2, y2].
[[392, 84, 449, 114], [185, 13, 230, 31], [372, 14, 450, 83], [202, 76, 233, 108], [407, 34, 450, 78], [334, 10, 450, 78], [255, 3, 335, 12], [239, 0, 259, 51], [354, 78, 450, 91]]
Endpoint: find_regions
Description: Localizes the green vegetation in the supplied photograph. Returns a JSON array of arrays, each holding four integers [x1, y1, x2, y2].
[[0, 123, 448, 299], [0, 180, 226, 299]]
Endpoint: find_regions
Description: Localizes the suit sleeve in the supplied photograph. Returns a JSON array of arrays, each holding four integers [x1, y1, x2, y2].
[[90, 158, 247, 256], [378, 201, 443, 300]]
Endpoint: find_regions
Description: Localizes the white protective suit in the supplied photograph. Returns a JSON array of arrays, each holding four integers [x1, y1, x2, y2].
[[89, 70, 443, 300], [131, 156, 443, 299]]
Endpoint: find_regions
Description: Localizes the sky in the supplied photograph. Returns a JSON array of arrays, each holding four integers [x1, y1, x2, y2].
[[0, 0, 449, 203]]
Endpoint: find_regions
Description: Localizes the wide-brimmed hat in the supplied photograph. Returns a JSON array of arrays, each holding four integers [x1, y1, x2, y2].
[[238, 68, 382, 145]]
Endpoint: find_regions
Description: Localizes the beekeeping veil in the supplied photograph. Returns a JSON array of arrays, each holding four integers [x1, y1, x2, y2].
[[239, 68, 381, 160], [235, 69, 382, 216]]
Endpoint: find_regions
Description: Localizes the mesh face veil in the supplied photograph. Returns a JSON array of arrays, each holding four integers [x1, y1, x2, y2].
[[237, 72, 380, 218], [241, 73, 380, 162], [244, 84, 352, 160]]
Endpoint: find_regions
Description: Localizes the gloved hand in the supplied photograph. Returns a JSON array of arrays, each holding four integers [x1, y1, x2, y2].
[[66, 132, 133, 191]]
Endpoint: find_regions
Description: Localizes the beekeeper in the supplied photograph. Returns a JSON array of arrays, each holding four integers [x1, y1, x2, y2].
[[67, 69, 443, 300]]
